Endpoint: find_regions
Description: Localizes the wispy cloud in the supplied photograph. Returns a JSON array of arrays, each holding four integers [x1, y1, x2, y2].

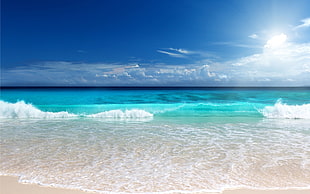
[[168, 48, 192, 54], [77, 50, 87, 53], [157, 50, 186, 58], [157, 48, 218, 60], [212, 41, 260, 49], [294, 17, 310, 30], [157, 48, 198, 58], [248, 34, 258, 39]]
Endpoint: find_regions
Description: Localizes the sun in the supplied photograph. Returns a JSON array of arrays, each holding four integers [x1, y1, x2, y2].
[[264, 33, 287, 49]]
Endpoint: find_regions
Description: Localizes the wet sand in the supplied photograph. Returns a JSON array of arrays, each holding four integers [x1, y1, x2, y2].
[[1, 176, 309, 194]]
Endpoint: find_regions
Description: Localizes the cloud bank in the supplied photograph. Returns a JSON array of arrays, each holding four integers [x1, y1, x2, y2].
[[2, 39, 309, 87]]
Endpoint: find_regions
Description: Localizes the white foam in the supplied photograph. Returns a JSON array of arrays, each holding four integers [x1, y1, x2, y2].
[[87, 109, 153, 118], [0, 100, 153, 119], [0, 100, 76, 119], [261, 100, 310, 119]]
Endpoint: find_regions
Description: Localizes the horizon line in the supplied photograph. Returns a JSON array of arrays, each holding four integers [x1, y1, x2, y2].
[[1, 86, 309, 89]]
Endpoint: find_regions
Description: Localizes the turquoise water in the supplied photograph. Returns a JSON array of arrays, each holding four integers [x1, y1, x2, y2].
[[1, 87, 310, 118], [1, 87, 310, 193]]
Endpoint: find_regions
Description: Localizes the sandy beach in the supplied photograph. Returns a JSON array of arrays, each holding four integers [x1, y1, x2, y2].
[[1, 176, 309, 194]]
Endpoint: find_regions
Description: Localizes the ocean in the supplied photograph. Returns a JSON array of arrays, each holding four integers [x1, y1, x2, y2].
[[1, 87, 310, 193]]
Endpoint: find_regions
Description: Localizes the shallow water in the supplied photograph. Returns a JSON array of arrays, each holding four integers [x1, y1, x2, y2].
[[1, 88, 310, 193]]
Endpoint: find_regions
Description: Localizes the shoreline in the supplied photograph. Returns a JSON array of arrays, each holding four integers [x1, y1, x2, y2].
[[1, 176, 310, 194]]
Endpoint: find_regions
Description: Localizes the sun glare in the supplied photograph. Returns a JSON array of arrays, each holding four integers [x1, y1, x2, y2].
[[264, 33, 287, 49]]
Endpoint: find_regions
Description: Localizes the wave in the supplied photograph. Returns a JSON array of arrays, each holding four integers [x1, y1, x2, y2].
[[0, 101, 76, 119], [1, 100, 309, 120], [260, 100, 310, 119], [0, 101, 153, 119]]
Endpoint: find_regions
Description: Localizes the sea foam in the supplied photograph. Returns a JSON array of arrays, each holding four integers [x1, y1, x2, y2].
[[0, 100, 75, 119], [0, 100, 153, 119], [87, 109, 153, 118], [261, 100, 310, 119]]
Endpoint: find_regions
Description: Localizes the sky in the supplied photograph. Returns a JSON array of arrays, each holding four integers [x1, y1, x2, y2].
[[1, 0, 310, 86]]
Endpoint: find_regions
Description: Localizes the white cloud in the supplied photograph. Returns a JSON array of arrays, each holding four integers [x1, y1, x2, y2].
[[264, 33, 287, 49], [231, 54, 261, 66], [200, 65, 216, 77], [2, 36, 310, 86], [168, 48, 191, 54], [294, 17, 310, 30], [226, 41, 310, 84], [249, 34, 258, 39], [157, 50, 186, 58], [212, 41, 260, 49], [157, 47, 219, 62], [157, 48, 201, 58]]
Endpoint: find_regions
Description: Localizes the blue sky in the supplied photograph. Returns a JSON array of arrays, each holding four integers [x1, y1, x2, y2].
[[1, 0, 310, 86]]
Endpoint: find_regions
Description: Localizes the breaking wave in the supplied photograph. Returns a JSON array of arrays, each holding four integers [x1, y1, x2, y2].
[[261, 100, 310, 119], [0, 101, 153, 119], [1, 100, 309, 120], [0, 101, 75, 119]]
